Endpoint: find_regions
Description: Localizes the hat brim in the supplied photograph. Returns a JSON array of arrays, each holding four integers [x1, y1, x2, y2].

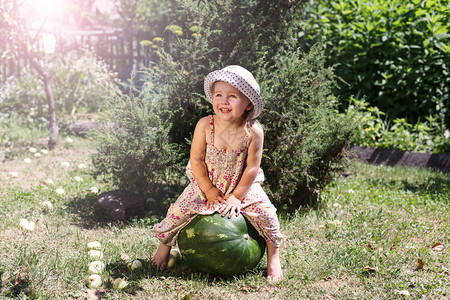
[[204, 70, 262, 119]]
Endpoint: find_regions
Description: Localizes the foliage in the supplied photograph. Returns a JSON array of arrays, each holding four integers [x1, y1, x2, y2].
[[90, 88, 183, 198], [0, 51, 119, 131], [348, 98, 450, 153], [259, 44, 358, 210], [92, 0, 358, 211], [303, 0, 450, 125]]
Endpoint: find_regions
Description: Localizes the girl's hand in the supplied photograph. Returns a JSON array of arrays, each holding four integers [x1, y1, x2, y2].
[[204, 186, 226, 210], [218, 194, 242, 218]]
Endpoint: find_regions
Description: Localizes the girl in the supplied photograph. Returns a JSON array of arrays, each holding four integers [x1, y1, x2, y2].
[[151, 65, 283, 281]]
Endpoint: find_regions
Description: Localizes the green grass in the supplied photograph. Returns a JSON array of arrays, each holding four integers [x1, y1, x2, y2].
[[0, 137, 449, 299]]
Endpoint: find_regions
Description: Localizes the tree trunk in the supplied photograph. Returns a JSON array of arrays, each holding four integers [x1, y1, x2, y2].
[[30, 59, 58, 148], [42, 73, 58, 148]]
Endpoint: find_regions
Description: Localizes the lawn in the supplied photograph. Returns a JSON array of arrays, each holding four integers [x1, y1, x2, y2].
[[0, 137, 449, 299]]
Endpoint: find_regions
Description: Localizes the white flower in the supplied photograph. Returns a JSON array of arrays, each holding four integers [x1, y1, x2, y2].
[[88, 261, 105, 274], [42, 201, 53, 210], [113, 278, 128, 290], [444, 129, 450, 139], [90, 187, 99, 194], [29, 147, 37, 153], [44, 178, 54, 185], [19, 218, 35, 231], [65, 137, 73, 143], [128, 259, 143, 270], [77, 163, 87, 169], [88, 250, 103, 260], [34, 153, 41, 158], [333, 202, 342, 209], [24, 158, 32, 163], [74, 176, 83, 182], [40, 149, 49, 154], [87, 241, 102, 250], [61, 161, 70, 168], [55, 188, 65, 195], [86, 274, 102, 288], [9, 172, 19, 178]]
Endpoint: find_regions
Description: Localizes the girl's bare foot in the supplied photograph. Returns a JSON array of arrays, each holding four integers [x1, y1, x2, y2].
[[152, 244, 171, 270], [266, 243, 283, 282]]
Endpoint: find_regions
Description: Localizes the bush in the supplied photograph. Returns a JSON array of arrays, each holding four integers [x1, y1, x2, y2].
[[92, 0, 358, 211], [348, 98, 450, 153], [259, 44, 358, 210], [0, 50, 119, 131], [90, 89, 183, 200], [303, 0, 450, 126]]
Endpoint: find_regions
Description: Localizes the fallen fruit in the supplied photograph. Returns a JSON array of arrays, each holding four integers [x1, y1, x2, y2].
[[167, 249, 181, 269], [128, 259, 143, 270], [112, 278, 128, 290], [19, 218, 35, 231], [87, 241, 102, 250], [86, 274, 102, 288], [88, 250, 103, 260], [88, 261, 105, 274], [42, 201, 54, 211]]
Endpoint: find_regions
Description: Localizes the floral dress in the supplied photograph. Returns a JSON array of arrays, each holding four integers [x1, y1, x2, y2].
[[152, 115, 282, 247]]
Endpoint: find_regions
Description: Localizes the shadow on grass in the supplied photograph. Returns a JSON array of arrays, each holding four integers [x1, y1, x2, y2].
[[64, 185, 180, 229], [401, 175, 450, 200], [103, 258, 267, 292]]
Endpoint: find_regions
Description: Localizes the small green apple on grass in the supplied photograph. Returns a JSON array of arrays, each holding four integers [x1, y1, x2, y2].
[[86, 274, 102, 288], [88, 250, 103, 260], [87, 241, 102, 250], [88, 261, 105, 274], [128, 259, 143, 271], [19, 218, 35, 231], [113, 278, 128, 290]]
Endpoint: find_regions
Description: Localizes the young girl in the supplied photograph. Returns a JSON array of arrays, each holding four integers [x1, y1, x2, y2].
[[151, 65, 283, 281]]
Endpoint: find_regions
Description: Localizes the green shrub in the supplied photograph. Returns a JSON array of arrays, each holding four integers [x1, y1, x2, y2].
[[0, 50, 119, 130], [348, 98, 450, 153], [92, 0, 358, 211], [91, 88, 183, 199], [303, 0, 450, 125], [260, 44, 358, 211]]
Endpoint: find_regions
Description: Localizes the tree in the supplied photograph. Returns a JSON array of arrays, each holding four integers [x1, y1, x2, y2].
[[1, 0, 59, 147]]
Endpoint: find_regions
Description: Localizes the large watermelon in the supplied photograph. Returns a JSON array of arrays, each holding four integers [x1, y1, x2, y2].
[[178, 213, 266, 277]]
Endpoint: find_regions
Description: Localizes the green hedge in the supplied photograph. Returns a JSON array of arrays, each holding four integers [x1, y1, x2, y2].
[[304, 0, 450, 126]]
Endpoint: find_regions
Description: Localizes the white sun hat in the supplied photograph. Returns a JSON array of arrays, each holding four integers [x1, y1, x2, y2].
[[204, 65, 263, 119]]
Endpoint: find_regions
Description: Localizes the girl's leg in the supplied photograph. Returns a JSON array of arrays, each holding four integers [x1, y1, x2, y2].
[[152, 243, 171, 270], [266, 243, 283, 281]]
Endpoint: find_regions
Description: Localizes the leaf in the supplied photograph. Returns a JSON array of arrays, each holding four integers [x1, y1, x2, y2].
[[363, 265, 378, 272], [417, 258, 424, 270], [120, 253, 130, 261], [432, 242, 445, 252]]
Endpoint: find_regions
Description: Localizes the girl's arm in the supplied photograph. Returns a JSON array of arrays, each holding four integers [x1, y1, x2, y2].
[[219, 123, 264, 217], [190, 117, 226, 208]]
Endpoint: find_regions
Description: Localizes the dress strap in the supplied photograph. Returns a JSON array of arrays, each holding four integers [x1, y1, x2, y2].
[[242, 121, 253, 148], [209, 115, 215, 146]]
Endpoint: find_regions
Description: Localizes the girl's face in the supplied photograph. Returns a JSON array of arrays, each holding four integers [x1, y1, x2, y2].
[[212, 81, 253, 123]]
